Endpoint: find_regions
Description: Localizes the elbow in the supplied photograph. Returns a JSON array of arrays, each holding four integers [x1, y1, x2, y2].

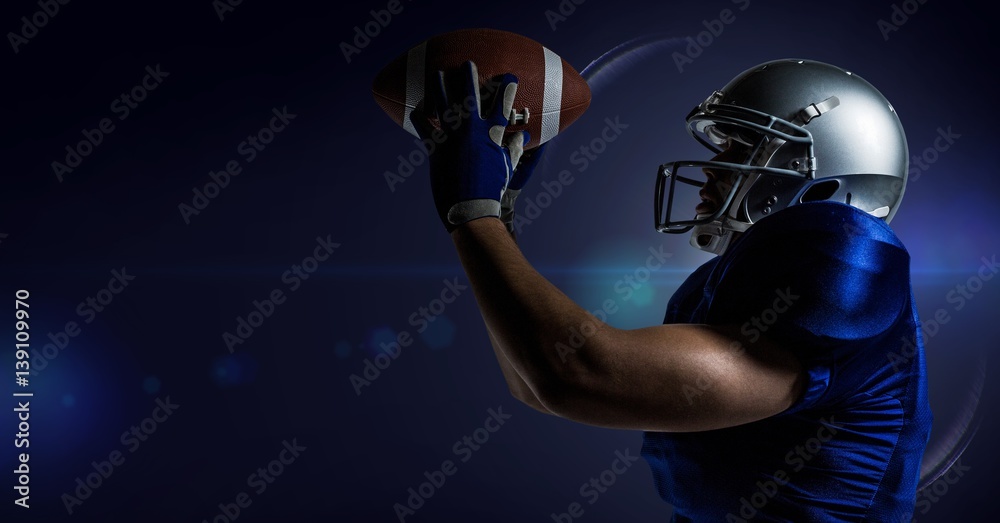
[[532, 378, 610, 424], [505, 366, 586, 418], [507, 324, 618, 421], [532, 338, 615, 420], [509, 383, 555, 415]]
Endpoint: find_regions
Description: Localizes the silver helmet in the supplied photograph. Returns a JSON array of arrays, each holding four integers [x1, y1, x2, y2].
[[654, 58, 909, 254]]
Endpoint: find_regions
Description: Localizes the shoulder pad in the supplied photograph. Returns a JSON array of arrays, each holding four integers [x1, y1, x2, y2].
[[704, 202, 911, 345]]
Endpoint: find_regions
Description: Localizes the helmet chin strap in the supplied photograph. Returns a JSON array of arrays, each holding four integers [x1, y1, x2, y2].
[[689, 171, 757, 255], [689, 215, 751, 255], [689, 222, 735, 255]]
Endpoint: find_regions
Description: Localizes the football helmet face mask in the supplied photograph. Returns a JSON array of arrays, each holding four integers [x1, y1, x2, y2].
[[654, 59, 909, 255]]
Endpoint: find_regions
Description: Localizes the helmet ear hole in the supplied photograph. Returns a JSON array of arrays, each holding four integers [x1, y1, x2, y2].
[[799, 179, 840, 203]]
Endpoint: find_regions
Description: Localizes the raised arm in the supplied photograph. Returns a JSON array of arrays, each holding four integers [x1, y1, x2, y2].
[[410, 61, 804, 431], [482, 130, 554, 414], [451, 217, 804, 431]]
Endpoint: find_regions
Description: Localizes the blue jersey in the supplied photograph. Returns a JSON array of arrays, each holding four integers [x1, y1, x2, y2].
[[641, 201, 932, 522]]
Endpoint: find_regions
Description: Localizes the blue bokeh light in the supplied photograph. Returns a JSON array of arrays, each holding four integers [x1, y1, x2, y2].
[[211, 353, 260, 388], [420, 315, 456, 350], [367, 326, 398, 357]]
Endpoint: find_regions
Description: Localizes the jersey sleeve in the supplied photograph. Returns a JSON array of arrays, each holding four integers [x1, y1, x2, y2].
[[703, 201, 913, 414]]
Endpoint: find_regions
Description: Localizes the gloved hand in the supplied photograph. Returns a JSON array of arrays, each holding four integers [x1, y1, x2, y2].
[[409, 60, 529, 233], [500, 141, 548, 234]]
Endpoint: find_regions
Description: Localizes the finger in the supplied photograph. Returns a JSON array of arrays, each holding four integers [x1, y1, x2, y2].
[[489, 75, 519, 146], [408, 101, 435, 141], [441, 62, 480, 127], [504, 131, 528, 169], [520, 139, 547, 167], [429, 69, 449, 118], [461, 60, 482, 119], [493, 73, 518, 125]]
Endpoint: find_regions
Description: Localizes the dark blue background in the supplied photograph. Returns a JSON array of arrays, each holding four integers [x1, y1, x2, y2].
[[2, 0, 996, 521]]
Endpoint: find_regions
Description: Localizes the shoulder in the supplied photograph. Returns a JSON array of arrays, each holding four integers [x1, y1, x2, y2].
[[664, 257, 719, 324], [705, 202, 912, 344]]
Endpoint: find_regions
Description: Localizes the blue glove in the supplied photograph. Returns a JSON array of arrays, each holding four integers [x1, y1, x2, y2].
[[500, 141, 548, 234], [409, 61, 529, 233]]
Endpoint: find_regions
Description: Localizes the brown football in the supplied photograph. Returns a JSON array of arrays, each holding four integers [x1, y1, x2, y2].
[[372, 28, 591, 149]]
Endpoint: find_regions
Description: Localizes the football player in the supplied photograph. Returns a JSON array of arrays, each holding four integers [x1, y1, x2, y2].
[[409, 58, 931, 521]]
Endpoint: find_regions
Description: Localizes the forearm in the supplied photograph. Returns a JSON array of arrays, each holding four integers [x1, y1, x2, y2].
[[450, 216, 614, 407], [478, 225, 553, 414]]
